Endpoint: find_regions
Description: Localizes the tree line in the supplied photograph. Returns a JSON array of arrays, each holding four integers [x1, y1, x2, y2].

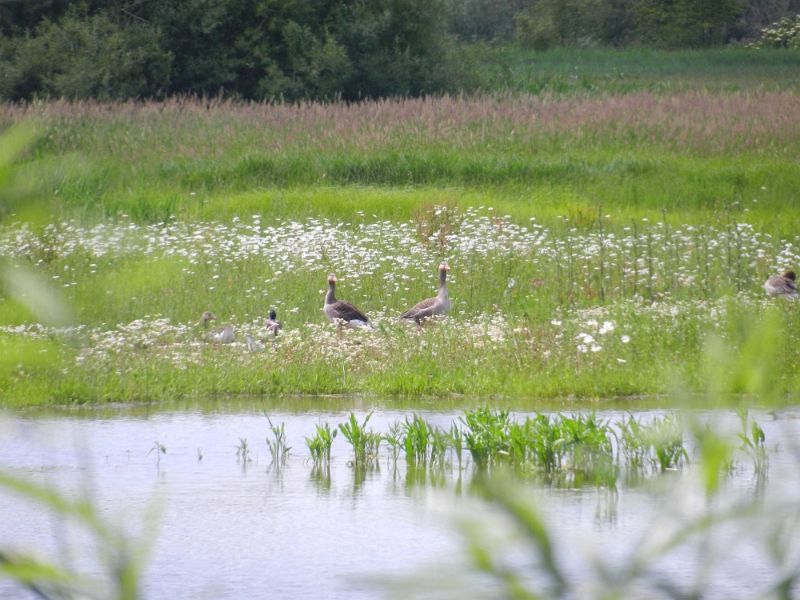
[[0, 0, 796, 102]]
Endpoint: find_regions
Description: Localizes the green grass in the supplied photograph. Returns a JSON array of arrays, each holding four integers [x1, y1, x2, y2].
[[2, 192, 799, 405], [466, 46, 800, 94], [3, 53, 800, 406], [4, 82, 797, 234]]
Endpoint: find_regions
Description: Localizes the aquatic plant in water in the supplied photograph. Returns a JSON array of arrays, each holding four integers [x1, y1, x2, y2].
[[305, 423, 337, 465], [339, 412, 380, 465], [460, 407, 512, 470], [235, 438, 252, 465], [737, 408, 769, 481], [384, 421, 405, 462], [148, 441, 166, 469], [448, 422, 464, 469], [618, 412, 689, 474], [265, 414, 291, 465]]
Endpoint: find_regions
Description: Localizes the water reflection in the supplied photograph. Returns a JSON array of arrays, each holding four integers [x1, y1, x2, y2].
[[351, 461, 381, 495], [1, 399, 799, 599], [309, 464, 332, 495]]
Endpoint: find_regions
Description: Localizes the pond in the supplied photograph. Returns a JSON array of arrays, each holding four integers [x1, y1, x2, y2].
[[1, 397, 799, 599]]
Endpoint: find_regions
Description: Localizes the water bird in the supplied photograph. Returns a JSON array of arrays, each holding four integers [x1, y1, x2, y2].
[[201, 311, 235, 343], [400, 262, 451, 326], [265, 310, 282, 336], [245, 333, 264, 352], [764, 270, 798, 299], [324, 274, 371, 340]]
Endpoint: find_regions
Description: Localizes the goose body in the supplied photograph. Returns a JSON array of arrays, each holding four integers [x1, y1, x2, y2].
[[324, 274, 371, 338], [245, 333, 264, 352], [265, 310, 282, 336], [401, 262, 451, 324], [201, 311, 236, 343], [765, 270, 798, 299]]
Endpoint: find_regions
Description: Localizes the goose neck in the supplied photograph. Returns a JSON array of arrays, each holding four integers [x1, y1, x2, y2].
[[325, 282, 337, 305]]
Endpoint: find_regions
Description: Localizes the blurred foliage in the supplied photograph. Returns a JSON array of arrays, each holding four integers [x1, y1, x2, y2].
[[704, 306, 786, 404], [0, 123, 38, 218], [445, 315, 800, 598], [0, 125, 143, 599], [0, 124, 72, 392], [0, 470, 150, 599]]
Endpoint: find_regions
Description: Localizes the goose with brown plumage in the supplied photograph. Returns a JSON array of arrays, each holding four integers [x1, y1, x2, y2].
[[400, 262, 451, 325], [201, 311, 236, 344], [764, 270, 798, 299], [324, 274, 371, 340]]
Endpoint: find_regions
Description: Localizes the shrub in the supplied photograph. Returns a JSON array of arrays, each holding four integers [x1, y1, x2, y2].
[[747, 14, 800, 48], [0, 12, 172, 101]]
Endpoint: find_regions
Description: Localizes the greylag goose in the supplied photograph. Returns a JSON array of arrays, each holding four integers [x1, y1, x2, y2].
[[201, 311, 235, 343], [764, 270, 798, 299], [245, 333, 263, 352], [324, 274, 371, 340], [400, 262, 451, 325], [265, 310, 282, 336]]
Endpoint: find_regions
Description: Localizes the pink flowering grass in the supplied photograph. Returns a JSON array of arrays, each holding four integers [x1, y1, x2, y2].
[[1, 91, 798, 225], [5, 92, 800, 160]]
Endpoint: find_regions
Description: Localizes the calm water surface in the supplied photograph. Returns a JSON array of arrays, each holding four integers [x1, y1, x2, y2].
[[1, 397, 799, 599]]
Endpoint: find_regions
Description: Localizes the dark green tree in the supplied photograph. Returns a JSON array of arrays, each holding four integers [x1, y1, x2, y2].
[[0, 10, 171, 100], [634, 0, 747, 46]]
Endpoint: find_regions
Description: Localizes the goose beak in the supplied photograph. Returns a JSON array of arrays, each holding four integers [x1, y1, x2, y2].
[[442, 263, 450, 271]]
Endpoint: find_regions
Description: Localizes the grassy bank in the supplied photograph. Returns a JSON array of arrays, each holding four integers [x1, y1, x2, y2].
[[2, 64, 800, 405], [2, 89, 798, 232], [1, 206, 798, 406]]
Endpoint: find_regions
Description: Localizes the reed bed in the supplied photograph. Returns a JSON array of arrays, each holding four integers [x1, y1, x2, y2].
[[2, 92, 797, 227], [9, 92, 800, 161]]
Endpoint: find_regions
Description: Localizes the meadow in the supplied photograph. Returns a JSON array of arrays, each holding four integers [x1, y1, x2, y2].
[[2, 49, 800, 406]]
